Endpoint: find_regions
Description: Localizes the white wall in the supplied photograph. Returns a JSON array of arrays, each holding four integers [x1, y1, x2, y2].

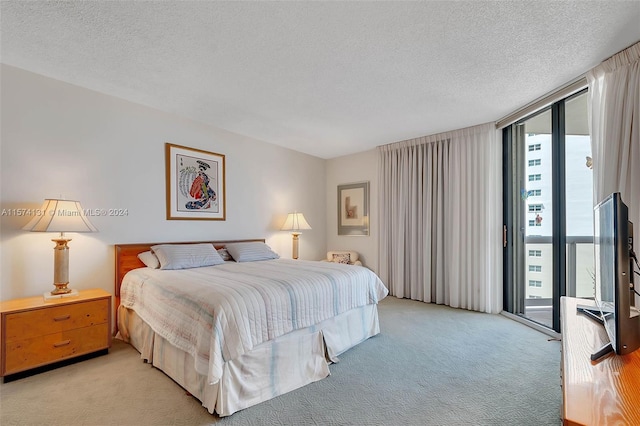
[[325, 149, 378, 273], [0, 65, 326, 300]]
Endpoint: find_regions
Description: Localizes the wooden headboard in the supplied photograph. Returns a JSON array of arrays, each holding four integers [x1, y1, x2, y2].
[[114, 239, 265, 309]]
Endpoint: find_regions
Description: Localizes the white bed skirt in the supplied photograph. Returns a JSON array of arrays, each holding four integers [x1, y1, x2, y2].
[[117, 303, 380, 416]]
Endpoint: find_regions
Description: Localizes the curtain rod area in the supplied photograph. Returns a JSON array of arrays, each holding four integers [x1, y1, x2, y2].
[[495, 75, 587, 130]]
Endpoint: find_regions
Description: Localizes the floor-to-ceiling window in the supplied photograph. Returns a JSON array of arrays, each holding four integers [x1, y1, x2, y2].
[[503, 89, 592, 333], [564, 93, 594, 300]]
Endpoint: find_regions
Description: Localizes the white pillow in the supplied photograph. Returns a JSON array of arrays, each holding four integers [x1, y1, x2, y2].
[[150, 243, 225, 270], [138, 251, 160, 269], [225, 242, 279, 262]]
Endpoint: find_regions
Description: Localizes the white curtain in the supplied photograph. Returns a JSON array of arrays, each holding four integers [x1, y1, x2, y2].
[[587, 42, 640, 245], [378, 123, 502, 314]]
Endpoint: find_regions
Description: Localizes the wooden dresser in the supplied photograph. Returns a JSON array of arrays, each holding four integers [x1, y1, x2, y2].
[[560, 296, 640, 425], [0, 288, 111, 377]]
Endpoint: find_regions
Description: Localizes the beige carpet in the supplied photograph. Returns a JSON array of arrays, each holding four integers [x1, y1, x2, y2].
[[0, 297, 562, 425]]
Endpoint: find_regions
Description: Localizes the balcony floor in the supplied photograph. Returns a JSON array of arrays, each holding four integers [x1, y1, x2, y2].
[[524, 305, 553, 328]]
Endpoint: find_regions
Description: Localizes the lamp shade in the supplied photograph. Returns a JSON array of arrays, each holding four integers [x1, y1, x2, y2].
[[281, 212, 312, 232], [22, 199, 98, 233]]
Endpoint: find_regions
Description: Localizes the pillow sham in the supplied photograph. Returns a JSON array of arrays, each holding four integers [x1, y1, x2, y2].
[[225, 242, 280, 262], [332, 253, 351, 264], [150, 243, 225, 270], [138, 251, 160, 269]]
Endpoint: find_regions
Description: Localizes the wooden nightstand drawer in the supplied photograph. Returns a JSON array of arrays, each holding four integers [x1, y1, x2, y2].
[[4, 299, 109, 342], [4, 323, 109, 375]]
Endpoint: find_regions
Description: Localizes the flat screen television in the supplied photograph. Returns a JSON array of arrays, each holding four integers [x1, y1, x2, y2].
[[589, 192, 639, 360]]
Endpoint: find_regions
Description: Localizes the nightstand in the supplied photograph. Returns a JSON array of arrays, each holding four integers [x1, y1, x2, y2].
[[0, 288, 111, 377]]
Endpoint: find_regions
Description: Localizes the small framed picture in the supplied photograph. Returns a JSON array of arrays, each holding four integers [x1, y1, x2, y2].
[[165, 143, 226, 220], [337, 181, 369, 236]]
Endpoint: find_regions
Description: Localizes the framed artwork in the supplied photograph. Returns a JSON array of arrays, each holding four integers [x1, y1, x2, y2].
[[165, 143, 226, 220], [337, 181, 369, 236]]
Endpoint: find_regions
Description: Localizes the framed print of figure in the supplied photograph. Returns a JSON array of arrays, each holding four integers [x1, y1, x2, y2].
[[165, 143, 226, 220]]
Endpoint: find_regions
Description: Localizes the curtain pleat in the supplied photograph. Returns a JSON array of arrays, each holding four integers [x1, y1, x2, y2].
[[378, 123, 502, 314], [587, 41, 640, 253]]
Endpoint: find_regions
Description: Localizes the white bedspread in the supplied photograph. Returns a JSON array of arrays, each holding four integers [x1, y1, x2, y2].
[[120, 259, 388, 385]]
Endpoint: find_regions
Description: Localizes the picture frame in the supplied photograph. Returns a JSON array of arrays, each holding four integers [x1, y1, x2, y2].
[[165, 143, 226, 220], [337, 181, 369, 236]]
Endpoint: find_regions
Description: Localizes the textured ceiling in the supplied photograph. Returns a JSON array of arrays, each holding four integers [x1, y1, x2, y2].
[[2, 1, 639, 159]]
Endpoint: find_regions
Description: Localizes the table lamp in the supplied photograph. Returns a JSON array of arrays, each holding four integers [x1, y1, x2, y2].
[[281, 212, 311, 259], [22, 199, 97, 297]]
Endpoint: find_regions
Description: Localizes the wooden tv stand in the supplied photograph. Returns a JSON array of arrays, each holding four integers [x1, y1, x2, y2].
[[561, 297, 640, 425]]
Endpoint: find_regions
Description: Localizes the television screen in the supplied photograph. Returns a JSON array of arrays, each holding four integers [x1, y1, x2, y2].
[[593, 192, 639, 356]]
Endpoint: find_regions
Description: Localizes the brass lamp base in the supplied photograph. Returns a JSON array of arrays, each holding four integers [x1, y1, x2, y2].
[[44, 288, 79, 301], [51, 283, 72, 295]]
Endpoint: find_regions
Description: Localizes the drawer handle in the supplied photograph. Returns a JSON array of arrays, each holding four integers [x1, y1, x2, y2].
[[53, 340, 71, 348], [53, 315, 71, 321]]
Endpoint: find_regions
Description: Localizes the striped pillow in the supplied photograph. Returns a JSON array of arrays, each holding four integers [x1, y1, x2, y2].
[[225, 242, 280, 262], [151, 243, 225, 270]]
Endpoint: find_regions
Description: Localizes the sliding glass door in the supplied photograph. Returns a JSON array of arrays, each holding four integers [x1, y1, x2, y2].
[[503, 90, 592, 332], [505, 107, 555, 329], [564, 93, 594, 299]]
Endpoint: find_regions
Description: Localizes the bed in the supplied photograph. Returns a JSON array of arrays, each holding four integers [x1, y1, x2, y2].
[[114, 239, 388, 416]]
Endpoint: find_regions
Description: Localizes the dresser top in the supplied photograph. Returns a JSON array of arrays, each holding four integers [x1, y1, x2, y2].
[[1, 288, 111, 314], [561, 296, 640, 425]]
